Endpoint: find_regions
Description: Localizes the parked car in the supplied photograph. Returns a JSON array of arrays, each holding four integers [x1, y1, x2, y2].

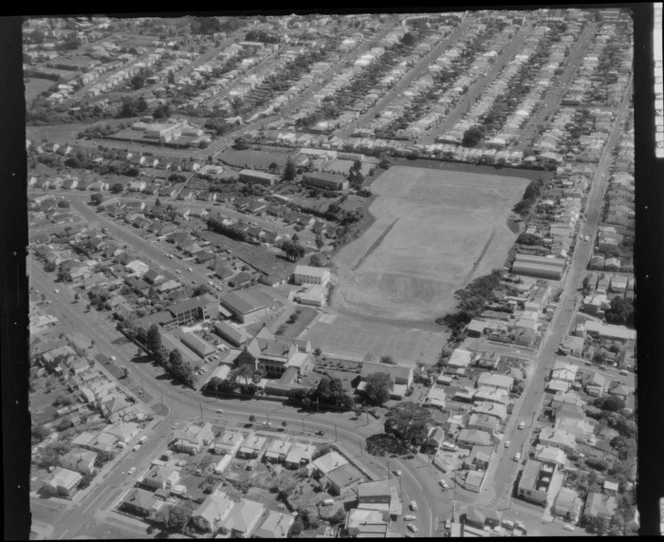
[[392, 469, 402, 477], [404, 515, 416, 521], [439, 479, 449, 490], [514, 452, 521, 462], [518, 421, 525, 430], [315, 430, 325, 436], [563, 524, 574, 532], [407, 524, 418, 533], [504, 440, 511, 448], [132, 444, 141, 451], [410, 501, 418, 511], [216, 409, 224, 413], [127, 467, 136, 475], [54, 289, 60, 294], [502, 520, 514, 529]]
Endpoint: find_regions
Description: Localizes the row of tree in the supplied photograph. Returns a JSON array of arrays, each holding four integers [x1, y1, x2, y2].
[[287, 375, 354, 411], [145, 324, 197, 387]]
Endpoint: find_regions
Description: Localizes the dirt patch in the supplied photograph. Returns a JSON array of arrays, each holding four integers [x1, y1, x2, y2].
[[331, 165, 530, 322]]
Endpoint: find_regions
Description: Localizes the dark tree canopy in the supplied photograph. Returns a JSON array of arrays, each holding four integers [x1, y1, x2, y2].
[[384, 402, 433, 445], [364, 372, 394, 406]]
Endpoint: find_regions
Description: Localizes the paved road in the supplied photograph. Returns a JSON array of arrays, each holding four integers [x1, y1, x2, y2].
[[30, 261, 444, 538], [476, 72, 633, 509]]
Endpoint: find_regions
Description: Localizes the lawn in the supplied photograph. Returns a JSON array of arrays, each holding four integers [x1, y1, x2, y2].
[[275, 306, 318, 338], [331, 165, 530, 322]]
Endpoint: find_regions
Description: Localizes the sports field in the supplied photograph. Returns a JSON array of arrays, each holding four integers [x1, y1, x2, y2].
[[302, 313, 445, 367], [331, 165, 530, 322]]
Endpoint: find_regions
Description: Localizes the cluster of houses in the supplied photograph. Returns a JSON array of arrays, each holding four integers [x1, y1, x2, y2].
[[464, 277, 553, 348]]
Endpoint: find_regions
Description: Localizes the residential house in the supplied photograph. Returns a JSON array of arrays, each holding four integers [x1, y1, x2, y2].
[[142, 465, 181, 491], [554, 487, 582, 523], [221, 499, 266, 538], [264, 439, 293, 464], [172, 422, 215, 455], [322, 463, 365, 495], [192, 490, 235, 533], [211, 431, 245, 456], [584, 372, 607, 397], [345, 508, 390, 538], [42, 467, 82, 497], [517, 459, 558, 506], [60, 448, 98, 475], [538, 428, 577, 453], [284, 443, 316, 468], [236, 434, 267, 459], [583, 492, 617, 521], [456, 429, 492, 448], [310, 451, 349, 478], [122, 488, 159, 518], [101, 421, 140, 443], [463, 445, 494, 471], [462, 506, 503, 530], [254, 510, 295, 538], [476, 372, 513, 392]]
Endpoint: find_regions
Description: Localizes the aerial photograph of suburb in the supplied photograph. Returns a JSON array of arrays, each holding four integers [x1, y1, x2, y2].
[[23, 7, 639, 539]]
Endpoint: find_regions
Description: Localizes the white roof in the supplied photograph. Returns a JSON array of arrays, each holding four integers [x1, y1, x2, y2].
[[294, 265, 329, 277], [448, 349, 473, 368]]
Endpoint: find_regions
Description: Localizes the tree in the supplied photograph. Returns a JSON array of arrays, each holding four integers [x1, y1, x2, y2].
[[364, 372, 394, 406], [282, 420, 288, 428], [249, 414, 256, 423], [147, 324, 162, 353], [192, 284, 211, 296], [57, 199, 71, 208], [268, 161, 279, 172], [130, 74, 145, 90], [462, 125, 485, 147], [110, 183, 124, 194], [594, 395, 625, 412], [31, 425, 50, 444], [94, 450, 114, 468], [384, 402, 433, 446], [283, 157, 297, 181], [152, 103, 172, 120], [90, 193, 104, 206], [379, 355, 395, 365], [165, 500, 195, 531], [401, 31, 416, 47], [290, 518, 304, 536], [296, 506, 319, 529], [155, 197, 162, 207], [44, 261, 57, 272], [169, 348, 183, 369]]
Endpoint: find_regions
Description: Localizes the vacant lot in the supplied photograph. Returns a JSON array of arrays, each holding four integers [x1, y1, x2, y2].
[[331, 165, 529, 322], [303, 313, 445, 367]]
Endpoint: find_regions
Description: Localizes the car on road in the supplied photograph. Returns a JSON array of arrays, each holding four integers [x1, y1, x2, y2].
[[216, 408, 224, 413], [117, 442, 126, 449], [404, 515, 416, 521], [132, 444, 141, 451], [619, 369, 629, 376], [138, 436, 147, 444], [187, 267, 193, 272], [262, 421, 271, 426], [410, 501, 418, 511], [439, 479, 449, 489], [502, 520, 514, 530], [584, 235, 590, 242], [407, 524, 418, 533], [504, 440, 511, 448], [110, 355, 116, 361], [392, 469, 402, 477], [176, 270, 182, 274], [445, 519, 451, 530], [514, 452, 521, 462], [584, 361, 592, 366], [518, 421, 525, 430], [127, 467, 136, 475], [54, 289, 60, 293], [563, 524, 574, 532], [315, 430, 325, 436]]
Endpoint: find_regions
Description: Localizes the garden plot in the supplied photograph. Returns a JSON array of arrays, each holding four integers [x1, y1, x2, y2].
[[331, 165, 529, 322]]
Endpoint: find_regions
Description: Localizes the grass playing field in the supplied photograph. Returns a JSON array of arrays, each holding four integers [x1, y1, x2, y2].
[[330, 165, 530, 322]]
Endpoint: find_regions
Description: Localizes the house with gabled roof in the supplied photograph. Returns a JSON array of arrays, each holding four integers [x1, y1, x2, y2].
[[121, 487, 159, 518], [254, 509, 295, 538], [60, 448, 98, 475], [221, 499, 266, 538], [172, 422, 215, 455], [42, 467, 82, 497], [143, 465, 181, 491], [212, 431, 245, 456], [192, 490, 235, 533], [583, 491, 617, 521]]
